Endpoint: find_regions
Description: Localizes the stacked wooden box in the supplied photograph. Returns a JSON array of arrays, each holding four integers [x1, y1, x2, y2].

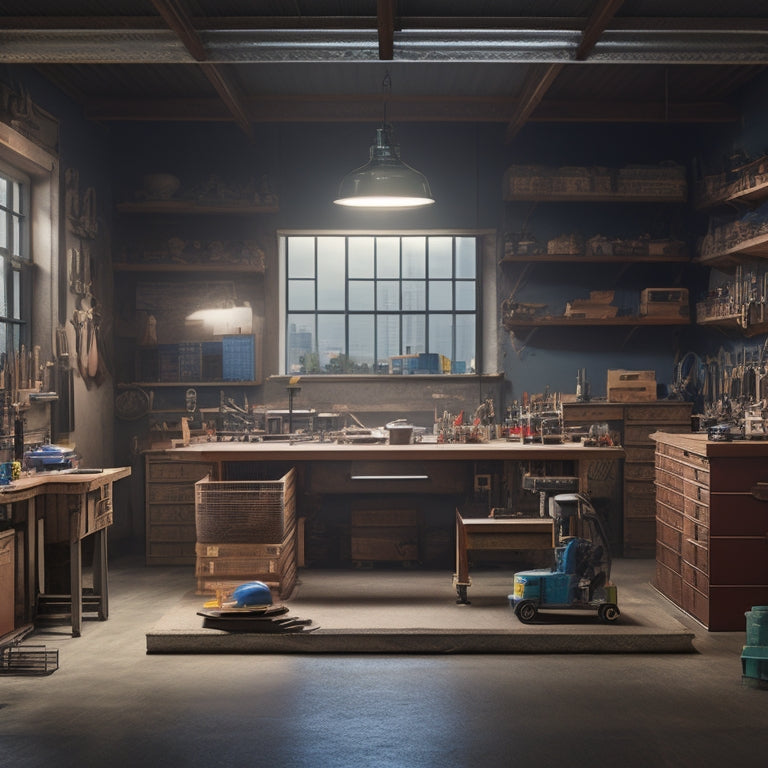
[[194, 468, 297, 599]]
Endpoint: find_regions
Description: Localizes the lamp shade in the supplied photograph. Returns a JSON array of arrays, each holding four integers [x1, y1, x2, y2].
[[334, 126, 435, 208]]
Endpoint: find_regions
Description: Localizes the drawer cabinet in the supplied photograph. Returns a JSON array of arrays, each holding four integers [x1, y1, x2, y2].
[[145, 451, 214, 565], [564, 401, 692, 556], [653, 432, 768, 630]]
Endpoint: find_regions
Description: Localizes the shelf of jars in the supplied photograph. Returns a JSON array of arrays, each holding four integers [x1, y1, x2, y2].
[[503, 162, 687, 203]]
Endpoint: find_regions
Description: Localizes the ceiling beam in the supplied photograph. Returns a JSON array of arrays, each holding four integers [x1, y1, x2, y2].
[[150, 0, 253, 139], [377, 0, 395, 60], [2, 16, 767, 32], [82, 94, 739, 125], [3, 28, 768, 65], [504, 64, 565, 142], [576, 0, 625, 60]]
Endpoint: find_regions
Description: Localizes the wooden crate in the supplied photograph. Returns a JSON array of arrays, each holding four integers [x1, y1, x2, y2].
[[639, 288, 689, 318], [607, 370, 656, 402]]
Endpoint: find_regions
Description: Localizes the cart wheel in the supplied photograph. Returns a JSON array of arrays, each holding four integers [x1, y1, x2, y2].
[[515, 600, 537, 623], [598, 603, 620, 623], [456, 585, 470, 605]]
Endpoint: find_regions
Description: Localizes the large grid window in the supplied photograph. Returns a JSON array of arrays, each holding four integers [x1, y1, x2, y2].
[[0, 166, 28, 377], [283, 235, 477, 375]]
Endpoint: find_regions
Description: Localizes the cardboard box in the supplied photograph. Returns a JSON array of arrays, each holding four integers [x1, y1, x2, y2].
[[607, 369, 656, 402]]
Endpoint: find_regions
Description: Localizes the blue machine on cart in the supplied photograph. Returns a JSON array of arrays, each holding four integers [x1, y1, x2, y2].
[[509, 492, 620, 624]]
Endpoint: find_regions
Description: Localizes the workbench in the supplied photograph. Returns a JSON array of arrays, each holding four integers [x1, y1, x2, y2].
[[0, 467, 131, 637], [169, 440, 622, 575], [454, 511, 555, 604]]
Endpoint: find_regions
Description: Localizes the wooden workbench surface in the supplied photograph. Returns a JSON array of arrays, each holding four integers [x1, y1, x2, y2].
[[169, 440, 624, 462], [0, 467, 131, 502]]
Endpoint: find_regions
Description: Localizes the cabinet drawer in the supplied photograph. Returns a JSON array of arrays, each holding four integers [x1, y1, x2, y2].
[[147, 504, 195, 524], [146, 484, 196, 503], [625, 425, 654, 445], [656, 466, 684, 493], [681, 581, 709, 626], [682, 538, 708, 572], [710, 537, 768, 584], [655, 442, 709, 470], [656, 453, 709, 484], [147, 460, 213, 482], [682, 560, 709, 593], [683, 480, 709, 506], [655, 561, 683, 605], [657, 518, 682, 550], [683, 496, 710, 527], [148, 523, 196, 542], [624, 404, 691, 423], [624, 444, 655, 464], [656, 499, 683, 529], [306, 460, 470, 495], [624, 487, 656, 518], [709, 493, 768, 536], [657, 540, 681, 573], [625, 461, 655, 482], [709, 458, 768, 492], [563, 405, 623, 422], [656, 481, 684, 510]]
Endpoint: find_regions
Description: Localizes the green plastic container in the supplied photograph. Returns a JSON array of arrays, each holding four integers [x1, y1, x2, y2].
[[745, 606, 768, 646]]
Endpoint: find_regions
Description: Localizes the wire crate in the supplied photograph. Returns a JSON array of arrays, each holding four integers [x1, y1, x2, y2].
[[195, 468, 296, 543], [0, 645, 59, 675]]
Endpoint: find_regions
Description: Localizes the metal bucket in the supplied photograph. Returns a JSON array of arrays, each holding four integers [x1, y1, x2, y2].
[[388, 426, 413, 445]]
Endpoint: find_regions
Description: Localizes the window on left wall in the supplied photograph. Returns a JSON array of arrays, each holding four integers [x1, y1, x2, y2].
[[0, 163, 30, 389]]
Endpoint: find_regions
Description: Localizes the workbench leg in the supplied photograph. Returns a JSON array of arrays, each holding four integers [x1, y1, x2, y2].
[[455, 511, 471, 604], [25, 497, 36, 620], [70, 538, 82, 637], [94, 528, 109, 620]]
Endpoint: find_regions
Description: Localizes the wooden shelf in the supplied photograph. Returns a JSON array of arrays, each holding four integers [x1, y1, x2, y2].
[[696, 178, 768, 210], [501, 254, 690, 264], [126, 381, 262, 388], [116, 201, 278, 215], [696, 314, 768, 337], [697, 232, 768, 265], [113, 263, 264, 273], [504, 316, 690, 328], [504, 192, 686, 203]]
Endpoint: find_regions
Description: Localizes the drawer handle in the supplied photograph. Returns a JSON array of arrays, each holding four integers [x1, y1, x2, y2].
[[349, 475, 429, 481], [751, 483, 768, 502]]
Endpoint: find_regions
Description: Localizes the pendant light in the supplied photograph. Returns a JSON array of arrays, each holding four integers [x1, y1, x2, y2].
[[334, 72, 435, 209]]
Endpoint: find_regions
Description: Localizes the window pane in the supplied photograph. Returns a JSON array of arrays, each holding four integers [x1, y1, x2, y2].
[[349, 280, 374, 311], [429, 314, 453, 360], [317, 238, 345, 310], [0, 178, 6, 208], [402, 280, 425, 311], [455, 280, 476, 311], [0, 264, 6, 315], [288, 279, 315, 311], [13, 215, 21, 258], [402, 314, 425, 355], [376, 237, 399, 278], [402, 236, 425, 278], [12, 182, 22, 214], [429, 237, 452, 277], [318, 314, 346, 371], [288, 237, 315, 278], [377, 280, 399, 311], [455, 314, 476, 373], [429, 280, 453, 311], [287, 314, 315, 373], [348, 237, 374, 278], [12, 271, 20, 320], [455, 237, 476, 278], [349, 315, 374, 371], [0, 213, 6, 250], [377, 315, 400, 365]]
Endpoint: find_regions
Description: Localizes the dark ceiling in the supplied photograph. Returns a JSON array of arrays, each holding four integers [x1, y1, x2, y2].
[[1, 1, 768, 141]]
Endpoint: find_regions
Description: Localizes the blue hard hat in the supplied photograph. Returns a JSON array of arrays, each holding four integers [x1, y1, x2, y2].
[[231, 581, 273, 607]]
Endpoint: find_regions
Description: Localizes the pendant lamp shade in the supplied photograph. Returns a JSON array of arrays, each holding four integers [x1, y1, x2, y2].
[[334, 125, 435, 208]]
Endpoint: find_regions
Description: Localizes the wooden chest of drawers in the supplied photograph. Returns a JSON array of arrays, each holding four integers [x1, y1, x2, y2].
[[145, 451, 214, 565], [564, 401, 692, 556], [653, 432, 768, 630]]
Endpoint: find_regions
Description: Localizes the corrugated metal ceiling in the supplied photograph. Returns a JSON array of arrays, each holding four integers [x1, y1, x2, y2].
[[1, 1, 766, 139]]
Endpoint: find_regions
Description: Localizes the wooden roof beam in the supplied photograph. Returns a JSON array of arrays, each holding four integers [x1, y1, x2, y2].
[[150, 0, 253, 139]]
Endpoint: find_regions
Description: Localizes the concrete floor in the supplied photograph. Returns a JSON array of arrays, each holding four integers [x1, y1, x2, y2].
[[1, 556, 766, 768]]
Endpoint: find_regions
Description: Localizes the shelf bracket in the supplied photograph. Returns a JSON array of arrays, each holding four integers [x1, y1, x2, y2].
[[508, 327, 538, 358]]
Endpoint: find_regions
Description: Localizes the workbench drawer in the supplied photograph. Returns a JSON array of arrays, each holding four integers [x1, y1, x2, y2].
[[306, 460, 470, 495], [709, 493, 768, 535]]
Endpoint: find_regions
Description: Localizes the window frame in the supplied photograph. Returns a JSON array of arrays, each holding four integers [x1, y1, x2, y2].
[[279, 231, 485, 376]]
